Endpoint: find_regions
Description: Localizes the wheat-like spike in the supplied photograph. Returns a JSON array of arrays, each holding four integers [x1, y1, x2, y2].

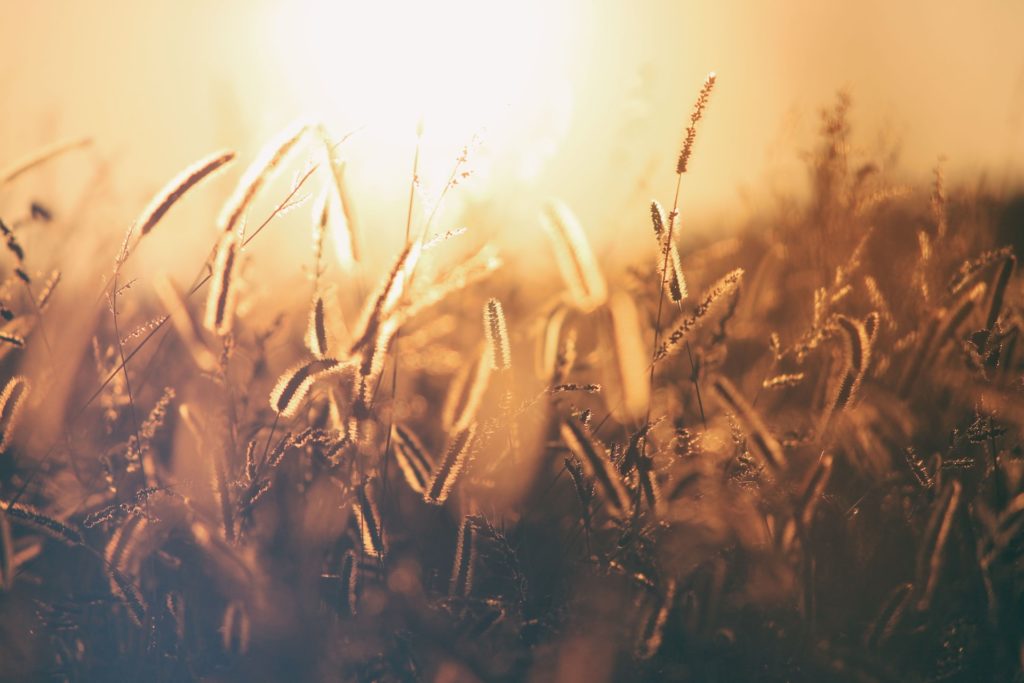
[[608, 291, 650, 420], [203, 231, 240, 336], [306, 296, 329, 358], [711, 376, 786, 470], [218, 119, 310, 235], [650, 200, 666, 240], [244, 439, 258, 483], [442, 346, 492, 433], [560, 417, 630, 518], [636, 580, 677, 660], [829, 315, 873, 415], [762, 373, 806, 389], [270, 358, 350, 418], [239, 478, 273, 514], [676, 72, 717, 174], [392, 423, 433, 494], [540, 200, 608, 311], [119, 316, 168, 346], [449, 516, 477, 597], [353, 318, 398, 412], [915, 480, 961, 611], [221, 601, 251, 654], [666, 238, 688, 303], [353, 483, 386, 558], [0, 500, 82, 546], [483, 297, 511, 371], [1, 136, 92, 186], [548, 383, 602, 394], [349, 240, 421, 355], [863, 311, 881, 344], [265, 433, 293, 470], [153, 274, 217, 373], [424, 425, 477, 506], [136, 150, 234, 238], [0, 376, 30, 451], [651, 201, 687, 302], [654, 268, 744, 363]]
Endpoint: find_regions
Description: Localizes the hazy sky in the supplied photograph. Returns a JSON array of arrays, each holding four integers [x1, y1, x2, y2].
[[2, 1, 1022, 256]]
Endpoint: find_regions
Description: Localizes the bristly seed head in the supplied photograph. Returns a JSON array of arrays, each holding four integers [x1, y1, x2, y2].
[[676, 72, 717, 175], [483, 297, 511, 371]]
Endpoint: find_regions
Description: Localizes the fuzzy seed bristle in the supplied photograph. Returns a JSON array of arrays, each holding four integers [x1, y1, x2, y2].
[[270, 358, 350, 418], [424, 425, 476, 506], [654, 268, 743, 363], [136, 150, 234, 238], [218, 119, 311, 235], [483, 297, 511, 371], [676, 72, 716, 174], [352, 484, 386, 558], [203, 231, 240, 336], [449, 516, 477, 597], [306, 296, 329, 358], [442, 346, 492, 433], [0, 376, 29, 451], [392, 423, 433, 494]]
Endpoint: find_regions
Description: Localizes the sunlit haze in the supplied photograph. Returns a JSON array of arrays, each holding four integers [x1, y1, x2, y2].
[[3, 1, 1021, 258]]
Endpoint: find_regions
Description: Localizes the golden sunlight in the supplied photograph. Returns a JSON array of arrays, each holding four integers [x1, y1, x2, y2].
[[270, 0, 574, 186], [2, 3, 1024, 681]]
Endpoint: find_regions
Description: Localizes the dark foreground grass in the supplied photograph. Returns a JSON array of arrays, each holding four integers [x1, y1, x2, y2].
[[0, 92, 1022, 682]]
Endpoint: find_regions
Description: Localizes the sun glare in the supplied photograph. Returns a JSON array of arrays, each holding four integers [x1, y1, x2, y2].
[[270, 0, 574, 188]]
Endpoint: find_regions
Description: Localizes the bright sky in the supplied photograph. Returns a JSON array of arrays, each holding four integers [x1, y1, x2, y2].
[[1, 0, 1022, 262]]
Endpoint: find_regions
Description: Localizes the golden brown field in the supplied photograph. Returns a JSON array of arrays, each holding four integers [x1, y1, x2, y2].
[[1, 37, 1023, 683]]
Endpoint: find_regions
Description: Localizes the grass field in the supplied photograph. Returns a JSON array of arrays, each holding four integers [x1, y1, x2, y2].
[[0, 82, 1022, 682]]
